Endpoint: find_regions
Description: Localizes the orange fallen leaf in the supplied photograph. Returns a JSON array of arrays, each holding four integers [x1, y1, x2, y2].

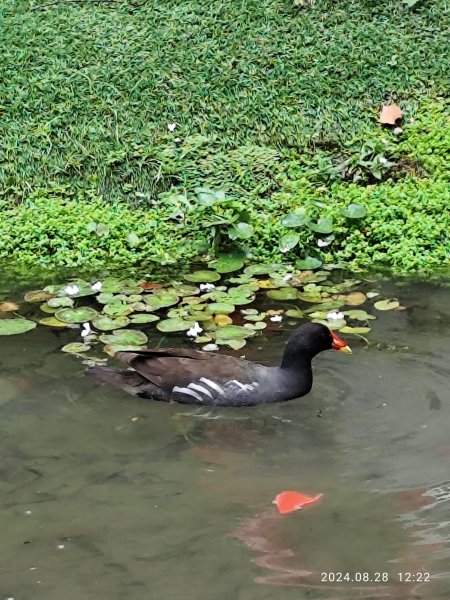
[[379, 104, 403, 125], [273, 491, 323, 514]]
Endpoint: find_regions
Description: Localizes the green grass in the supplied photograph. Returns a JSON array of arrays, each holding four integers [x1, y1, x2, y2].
[[0, 0, 449, 271]]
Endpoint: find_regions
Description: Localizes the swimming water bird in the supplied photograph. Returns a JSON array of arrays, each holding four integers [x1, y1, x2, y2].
[[86, 323, 351, 407]]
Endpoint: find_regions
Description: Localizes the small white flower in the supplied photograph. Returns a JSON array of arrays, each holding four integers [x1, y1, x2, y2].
[[174, 137, 181, 143], [186, 322, 203, 338], [379, 156, 388, 165], [91, 281, 102, 291], [393, 126, 403, 135], [167, 123, 176, 132], [199, 283, 215, 291], [283, 274, 293, 282], [317, 239, 331, 247], [203, 343, 219, 352], [64, 284, 80, 295], [270, 315, 283, 323], [327, 311, 344, 320], [81, 322, 92, 338]]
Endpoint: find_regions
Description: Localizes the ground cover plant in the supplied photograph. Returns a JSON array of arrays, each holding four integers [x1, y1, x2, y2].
[[0, 0, 449, 271]]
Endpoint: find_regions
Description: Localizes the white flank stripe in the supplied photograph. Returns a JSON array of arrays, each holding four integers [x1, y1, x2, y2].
[[172, 386, 204, 402], [188, 383, 213, 399], [231, 379, 247, 390], [199, 377, 226, 396]]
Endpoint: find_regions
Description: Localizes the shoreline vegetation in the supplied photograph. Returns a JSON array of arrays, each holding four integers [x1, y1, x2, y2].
[[1, 0, 448, 272]]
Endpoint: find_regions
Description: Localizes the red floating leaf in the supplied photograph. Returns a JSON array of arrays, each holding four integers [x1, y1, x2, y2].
[[274, 491, 323, 514]]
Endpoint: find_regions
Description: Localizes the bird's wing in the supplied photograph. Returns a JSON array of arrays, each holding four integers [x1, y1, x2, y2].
[[116, 348, 260, 389]]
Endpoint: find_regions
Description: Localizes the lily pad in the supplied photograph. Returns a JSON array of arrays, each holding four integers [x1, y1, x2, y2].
[[39, 317, 69, 328], [243, 321, 267, 331], [0, 318, 37, 336], [100, 329, 148, 346], [55, 307, 98, 324], [223, 338, 247, 350], [267, 287, 299, 301], [40, 302, 57, 314], [184, 270, 221, 283], [157, 318, 195, 333], [296, 257, 323, 270], [24, 290, 54, 303], [103, 303, 133, 317], [129, 314, 160, 324], [244, 263, 283, 276], [47, 296, 74, 308], [214, 314, 233, 327], [144, 292, 179, 311], [285, 308, 304, 319], [62, 343, 91, 354], [92, 315, 131, 331], [215, 325, 254, 341], [342, 203, 367, 219], [340, 326, 372, 334], [344, 310, 376, 321], [209, 251, 245, 273], [167, 284, 200, 296], [206, 302, 235, 314], [345, 292, 367, 306], [374, 299, 400, 311]]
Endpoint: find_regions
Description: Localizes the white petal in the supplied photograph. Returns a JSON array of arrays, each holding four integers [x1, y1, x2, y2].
[[167, 123, 176, 132], [202, 344, 219, 352], [393, 127, 403, 135], [270, 315, 283, 322], [91, 281, 102, 291]]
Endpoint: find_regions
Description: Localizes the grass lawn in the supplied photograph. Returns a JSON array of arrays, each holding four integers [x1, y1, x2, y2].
[[0, 0, 449, 271]]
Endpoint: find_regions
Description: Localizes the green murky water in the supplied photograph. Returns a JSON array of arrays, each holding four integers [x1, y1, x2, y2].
[[1, 274, 449, 600]]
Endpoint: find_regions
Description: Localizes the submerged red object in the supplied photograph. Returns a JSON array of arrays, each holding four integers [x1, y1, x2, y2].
[[274, 491, 323, 515]]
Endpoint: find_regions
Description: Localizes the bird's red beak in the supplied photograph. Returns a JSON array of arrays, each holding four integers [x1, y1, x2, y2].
[[331, 330, 352, 354]]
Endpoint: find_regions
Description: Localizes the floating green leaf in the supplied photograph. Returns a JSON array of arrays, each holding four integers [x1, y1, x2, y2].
[[103, 303, 133, 317], [24, 290, 54, 303], [0, 319, 37, 336], [215, 325, 254, 341], [345, 292, 367, 306], [340, 326, 372, 334], [296, 257, 323, 270], [39, 317, 68, 328], [279, 232, 300, 253], [129, 314, 160, 324], [344, 310, 376, 321], [40, 302, 57, 314], [209, 251, 245, 273], [47, 296, 74, 308], [285, 308, 304, 319], [243, 263, 283, 276], [309, 218, 334, 234], [206, 302, 235, 314], [267, 287, 299, 300], [55, 307, 98, 324], [92, 315, 131, 330], [243, 321, 267, 330], [100, 329, 148, 346], [224, 339, 247, 350], [62, 343, 91, 353], [184, 270, 221, 283], [374, 299, 400, 311], [157, 318, 195, 332], [341, 203, 367, 219]]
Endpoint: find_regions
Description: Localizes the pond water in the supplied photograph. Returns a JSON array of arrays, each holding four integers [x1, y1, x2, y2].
[[1, 273, 449, 600]]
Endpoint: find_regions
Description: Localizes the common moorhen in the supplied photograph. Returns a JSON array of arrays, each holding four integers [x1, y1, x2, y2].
[[86, 323, 351, 407]]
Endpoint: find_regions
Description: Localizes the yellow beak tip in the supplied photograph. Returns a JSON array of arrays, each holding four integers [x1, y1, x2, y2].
[[339, 346, 352, 355]]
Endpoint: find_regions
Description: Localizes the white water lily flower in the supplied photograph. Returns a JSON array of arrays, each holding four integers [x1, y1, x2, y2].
[[199, 283, 215, 291], [203, 343, 219, 352], [64, 284, 80, 296], [317, 239, 331, 247], [270, 315, 283, 323], [186, 322, 203, 338], [167, 123, 176, 132], [283, 274, 293, 282], [327, 311, 344, 321], [81, 322, 92, 338], [379, 156, 388, 165], [393, 126, 403, 135], [91, 281, 102, 292]]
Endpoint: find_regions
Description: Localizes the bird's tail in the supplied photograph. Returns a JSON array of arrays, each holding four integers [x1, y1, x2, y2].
[[85, 366, 145, 392]]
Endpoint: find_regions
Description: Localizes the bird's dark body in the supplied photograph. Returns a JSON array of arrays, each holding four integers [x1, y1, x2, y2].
[[86, 323, 347, 407]]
